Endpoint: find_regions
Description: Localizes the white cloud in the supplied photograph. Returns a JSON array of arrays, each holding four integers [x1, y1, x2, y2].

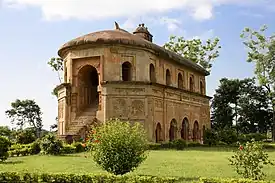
[[2, 0, 274, 21]]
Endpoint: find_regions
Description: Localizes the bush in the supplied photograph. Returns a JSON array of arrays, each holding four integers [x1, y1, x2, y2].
[[218, 129, 238, 145], [0, 172, 178, 183], [61, 144, 76, 154], [187, 141, 203, 147], [40, 134, 63, 155], [91, 119, 148, 175], [16, 129, 36, 144], [72, 142, 86, 153], [30, 141, 41, 154], [200, 177, 275, 183], [0, 136, 11, 161], [229, 139, 274, 180], [203, 129, 218, 146]]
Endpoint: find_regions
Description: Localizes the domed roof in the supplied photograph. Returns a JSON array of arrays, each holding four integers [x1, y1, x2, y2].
[[57, 23, 209, 76], [133, 23, 151, 34]]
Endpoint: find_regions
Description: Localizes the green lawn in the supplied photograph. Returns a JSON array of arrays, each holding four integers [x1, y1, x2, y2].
[[1, 147, 275, 181]]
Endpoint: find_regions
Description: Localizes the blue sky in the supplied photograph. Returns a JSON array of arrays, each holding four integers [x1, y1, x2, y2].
[[0, 0, 274, 130]]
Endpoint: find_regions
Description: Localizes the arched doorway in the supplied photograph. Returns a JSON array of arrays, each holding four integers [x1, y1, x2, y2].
[[181, 118, 189, 140], [149, 64, 156, 83], [189, 75, 194, 92], [169, 119, 177, 141], [122, 62, 132, 81], [78, 65, 99, 110], [193, 121, 199, 141], [155, 123, 162, 143]]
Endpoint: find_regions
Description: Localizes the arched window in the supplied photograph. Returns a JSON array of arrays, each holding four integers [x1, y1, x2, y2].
[[200, 81, 204, 94], [189, 75, 194, 92], [122, 62, 132, 81], [178, 73, 183, 89], [169, 119, 177, 141], [181, 118, 189, 140], [193, 121, 199, 141], [155, 123, 162, 143], [149, 64, 156, 83], [166, 69, 171, 86]]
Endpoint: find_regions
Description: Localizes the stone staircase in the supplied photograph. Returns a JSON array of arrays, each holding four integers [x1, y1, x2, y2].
[[66, 105, 98, 136]]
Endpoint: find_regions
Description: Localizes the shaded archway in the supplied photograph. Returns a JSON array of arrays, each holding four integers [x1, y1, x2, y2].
[[149, 64, 156, 83], [181, 118, 189, 140], [166, 69, 171, 86], [193, 121, 199, 141], [169, 119, 177, 141], [178, 73, 183, 89], [155, 123, 162, 143], [189, 75, 194, 92], [78, 65, 99, 110], [122, 61, 132, 81]]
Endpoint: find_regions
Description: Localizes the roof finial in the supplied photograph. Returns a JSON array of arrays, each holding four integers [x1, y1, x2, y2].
[[115, 21, 120, 30]]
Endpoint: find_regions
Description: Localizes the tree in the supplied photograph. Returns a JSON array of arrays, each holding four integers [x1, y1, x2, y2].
[[164, 35, 221, 72], [0, 126, 12, 138], [0, 136, 11, 162], [240, 25, 275, 141], [211, 78, 272, 134], [5, 99, 43, 138], [48, 57, 64, 97]]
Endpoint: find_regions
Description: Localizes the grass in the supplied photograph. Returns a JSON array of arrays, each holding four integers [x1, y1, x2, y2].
[[1, 147, 275, 180]]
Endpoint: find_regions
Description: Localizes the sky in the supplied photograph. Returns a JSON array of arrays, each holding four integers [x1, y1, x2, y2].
[[0, 0, 274, 130]]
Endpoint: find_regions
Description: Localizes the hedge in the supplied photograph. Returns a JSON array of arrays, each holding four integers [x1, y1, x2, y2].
[[200, 178, 275, 183], [0, 172, 178, 183]]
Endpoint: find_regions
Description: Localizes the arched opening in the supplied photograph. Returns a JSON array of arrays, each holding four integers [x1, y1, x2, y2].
[[200, 81, 204, 94], [181, 118, 189, 140], [169, 119, 177, 141], [122, 61, 132, 81], [78, 65, 99, 110], [155, 123, 162, 143], [166, 69, 171, 86], [149, 64, 156, 83], [178, 73, 183, 89], [189, 76, 194, 92], [193, 121, 199, 141]]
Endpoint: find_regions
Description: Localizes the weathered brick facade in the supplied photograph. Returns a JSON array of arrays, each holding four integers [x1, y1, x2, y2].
[[56, 23, 211, 143]]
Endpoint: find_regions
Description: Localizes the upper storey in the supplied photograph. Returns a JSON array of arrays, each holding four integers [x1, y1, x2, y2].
[[58, 22, 209, 76]]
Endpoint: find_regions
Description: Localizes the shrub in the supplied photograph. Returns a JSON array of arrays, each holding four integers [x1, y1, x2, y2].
[[61, 144, 76, 154], [72, 142, 86, 153], [200, 177, 275, 183], [40, 134, 63, 155], [15, 129, 36, 144], [0, 136, 11, 161], [187, 141, 203, 147], [218, 128, 238, 145], [169, 139, 187, 150], [229, 139, 274, 180], [91, 119, 148, 175], [30, 141, 41, 154], [0, 172, 178, 183], [203, 129, 218, 146]]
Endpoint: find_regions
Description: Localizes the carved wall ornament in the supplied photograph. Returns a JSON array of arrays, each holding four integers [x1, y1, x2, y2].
[[131, 100, 144, 117]]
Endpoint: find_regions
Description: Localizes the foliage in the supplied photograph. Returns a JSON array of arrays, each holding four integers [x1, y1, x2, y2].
[[0, 126, 12, 139], [47, 57, 63, 83], [203, 129, 219, 146], [229, 139, 274, 180], [0, 136, 11, 161], [15, 129, 36, 144], [5, 99, 43, 138], [0, 172, 178, 183], [8, 142, 41, 157], [240, 25, 275, 141], [72, 142, 86, 153], [40, 134, 63, 155], [61, 144, 76, 154], [91, 119, 148, 175], [200, 177, 275, 183], [211, 78, 272, 134], [164, 35, 221, 72]]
